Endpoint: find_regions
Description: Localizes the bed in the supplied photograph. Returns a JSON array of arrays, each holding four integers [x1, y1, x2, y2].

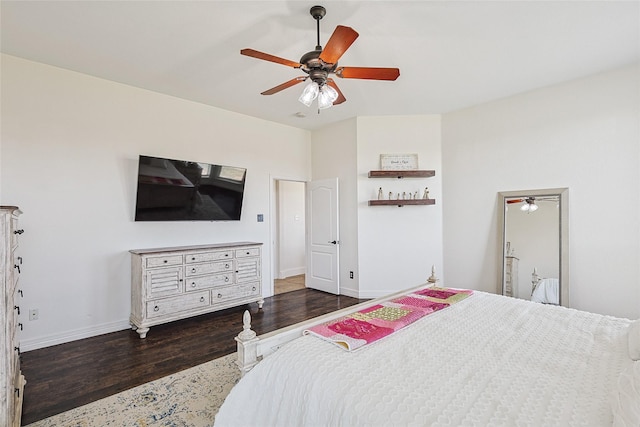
[[531, 268, 560, 305], [215, 278, 640, 426]]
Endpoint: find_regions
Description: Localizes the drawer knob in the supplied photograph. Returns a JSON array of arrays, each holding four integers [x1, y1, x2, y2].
[[200, 296, 205, 302], [192, 268, 196, 273], [225, 263, 230, 269], [15, 388, 20, 398], [14, 229, 24, 235], [217, 293, 222, 298], [163, 260, 168, 263], [18, 323, 23, 331], [14, 346, 20, 355], [225, 254, 229, 257], [191, 282, 196, 287], [154, 305, 159, 312], [14, 306, 20, 315], [246, 251, 250, 255], [14, 264, 21, 274], [18, 290, 23, 297], [252, 286, 256, 291], [192, 257, 196, 261]]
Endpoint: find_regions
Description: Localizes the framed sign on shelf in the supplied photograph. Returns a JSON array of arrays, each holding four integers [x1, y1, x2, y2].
[[380, 153, 418, 170]]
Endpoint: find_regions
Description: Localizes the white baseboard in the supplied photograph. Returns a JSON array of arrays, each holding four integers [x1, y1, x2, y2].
[[21, 319, 132, 352]]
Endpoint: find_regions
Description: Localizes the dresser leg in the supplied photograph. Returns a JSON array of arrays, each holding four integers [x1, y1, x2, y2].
[[257, 299, 264, 309], [136, 327, 150, 339]]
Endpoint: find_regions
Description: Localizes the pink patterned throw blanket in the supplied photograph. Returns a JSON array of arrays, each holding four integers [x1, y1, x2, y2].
[[305, 287, 473, 351]]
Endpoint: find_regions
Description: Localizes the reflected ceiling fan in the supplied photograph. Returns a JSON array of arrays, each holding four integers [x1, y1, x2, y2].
[[507, 196, 559, 212], [241, 5, 400, 109]]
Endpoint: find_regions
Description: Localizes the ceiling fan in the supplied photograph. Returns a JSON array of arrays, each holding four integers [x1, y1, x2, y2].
[[241, 5, 400, 109]]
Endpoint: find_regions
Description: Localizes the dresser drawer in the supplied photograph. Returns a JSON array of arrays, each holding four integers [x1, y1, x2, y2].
[[185, 273, 234, 291], [185, 260, 233, 277], [10, 216, 20, 250], [235, 247, 260, 258], [145, 254, 183, 268], [146, 291, 209, 318], [185, 250, 233, 264], [212, 282, 260, 303]]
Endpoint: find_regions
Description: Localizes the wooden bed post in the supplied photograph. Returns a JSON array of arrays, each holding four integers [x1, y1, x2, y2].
[[235, 310, 259, 376]]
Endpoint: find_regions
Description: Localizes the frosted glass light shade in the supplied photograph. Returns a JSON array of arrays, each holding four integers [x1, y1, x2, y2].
[[298, 82, 319, 107], [317, 84, 338, 109]]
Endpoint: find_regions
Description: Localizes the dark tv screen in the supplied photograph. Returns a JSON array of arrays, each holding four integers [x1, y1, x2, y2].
[[134, 155, 247, 221]]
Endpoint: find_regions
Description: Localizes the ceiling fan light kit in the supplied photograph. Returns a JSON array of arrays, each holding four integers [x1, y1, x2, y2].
[[520, 198, 539, 213], [241, 5, 400, 110]]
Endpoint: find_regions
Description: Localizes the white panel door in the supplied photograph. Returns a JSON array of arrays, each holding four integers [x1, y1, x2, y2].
[[305, 178, 339, 294]]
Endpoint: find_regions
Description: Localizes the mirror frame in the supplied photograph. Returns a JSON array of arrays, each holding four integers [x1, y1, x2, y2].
[[498, 188, 569, 306]]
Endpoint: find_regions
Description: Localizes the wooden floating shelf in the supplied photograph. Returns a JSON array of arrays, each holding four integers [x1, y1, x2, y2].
[[369, 199, 436, 207], [368, 170, 436, 179]]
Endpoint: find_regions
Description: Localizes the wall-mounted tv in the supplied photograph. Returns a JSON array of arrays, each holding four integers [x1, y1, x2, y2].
[[134, 155, 247, 221]]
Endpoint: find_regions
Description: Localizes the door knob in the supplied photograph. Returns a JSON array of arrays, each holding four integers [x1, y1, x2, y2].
[[328, 240, 338, 245]]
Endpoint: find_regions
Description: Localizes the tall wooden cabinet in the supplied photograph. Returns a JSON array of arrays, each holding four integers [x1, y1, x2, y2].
[[1, 206, 25, 426], [130, 242, 264, 338]]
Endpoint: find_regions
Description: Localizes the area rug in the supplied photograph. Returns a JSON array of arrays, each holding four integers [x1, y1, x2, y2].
[[25, 353, 240, 427]]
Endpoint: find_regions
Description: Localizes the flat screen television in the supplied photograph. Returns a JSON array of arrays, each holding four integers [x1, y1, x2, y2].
[[134, 155, 247, 221]]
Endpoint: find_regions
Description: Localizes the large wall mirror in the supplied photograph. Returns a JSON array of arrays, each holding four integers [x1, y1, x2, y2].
[[498, 188, 569, 307]]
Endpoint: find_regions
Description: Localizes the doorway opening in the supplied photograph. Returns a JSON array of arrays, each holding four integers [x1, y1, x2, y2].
[[274, 180, 307, 294]]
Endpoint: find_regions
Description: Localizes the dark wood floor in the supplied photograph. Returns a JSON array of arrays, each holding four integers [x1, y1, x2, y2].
[[20, 288, 365, 425]]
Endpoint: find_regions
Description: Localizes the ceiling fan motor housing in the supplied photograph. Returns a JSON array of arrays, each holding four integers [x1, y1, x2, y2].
[[300, 49, 335, 86]]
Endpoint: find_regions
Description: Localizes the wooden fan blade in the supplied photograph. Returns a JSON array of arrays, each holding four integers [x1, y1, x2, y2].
[[319, 25, 359, 64], [241, 48, 302, 68], [326, 79, 346, 105], [506, 199, 524, 204], [261, 77, 307, 95], [335, 66, 400, 81]]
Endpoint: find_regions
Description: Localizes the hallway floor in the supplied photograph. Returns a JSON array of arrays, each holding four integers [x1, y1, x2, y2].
[[275, 274, 305, 294]]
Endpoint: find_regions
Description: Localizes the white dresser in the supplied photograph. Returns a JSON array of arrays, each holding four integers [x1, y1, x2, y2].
[[504, 256, 519, 298], [130, 242, 263, 338], [1, 206, 25, 427]]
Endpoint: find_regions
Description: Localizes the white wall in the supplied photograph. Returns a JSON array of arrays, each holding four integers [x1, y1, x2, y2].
[[1, 55, 311, 350], [276, 180, 306, 278], [311, 118, 359, 296], [311, 116, 443, 299], [357, 116, 443, 298], [442, 65, 640, 319]]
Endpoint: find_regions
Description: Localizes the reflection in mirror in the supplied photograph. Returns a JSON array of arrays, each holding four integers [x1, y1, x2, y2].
[[498, 188, 569, 307]]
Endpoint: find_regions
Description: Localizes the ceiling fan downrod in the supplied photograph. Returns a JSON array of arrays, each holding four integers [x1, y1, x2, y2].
[[310, 5, 326, 51]]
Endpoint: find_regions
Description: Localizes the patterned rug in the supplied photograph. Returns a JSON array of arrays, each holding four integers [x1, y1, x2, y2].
[[25, 354, 240, 427]]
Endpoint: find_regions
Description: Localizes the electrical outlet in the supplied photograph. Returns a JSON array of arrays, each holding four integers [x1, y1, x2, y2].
[[29, 309, 39, 321], [349, 271, 354, 279]]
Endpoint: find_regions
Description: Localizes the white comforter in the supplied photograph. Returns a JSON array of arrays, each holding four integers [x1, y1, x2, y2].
[[215, 291, 633, 426]]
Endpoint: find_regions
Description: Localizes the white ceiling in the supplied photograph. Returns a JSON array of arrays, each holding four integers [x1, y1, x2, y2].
[[2, 1, 638, 130]]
